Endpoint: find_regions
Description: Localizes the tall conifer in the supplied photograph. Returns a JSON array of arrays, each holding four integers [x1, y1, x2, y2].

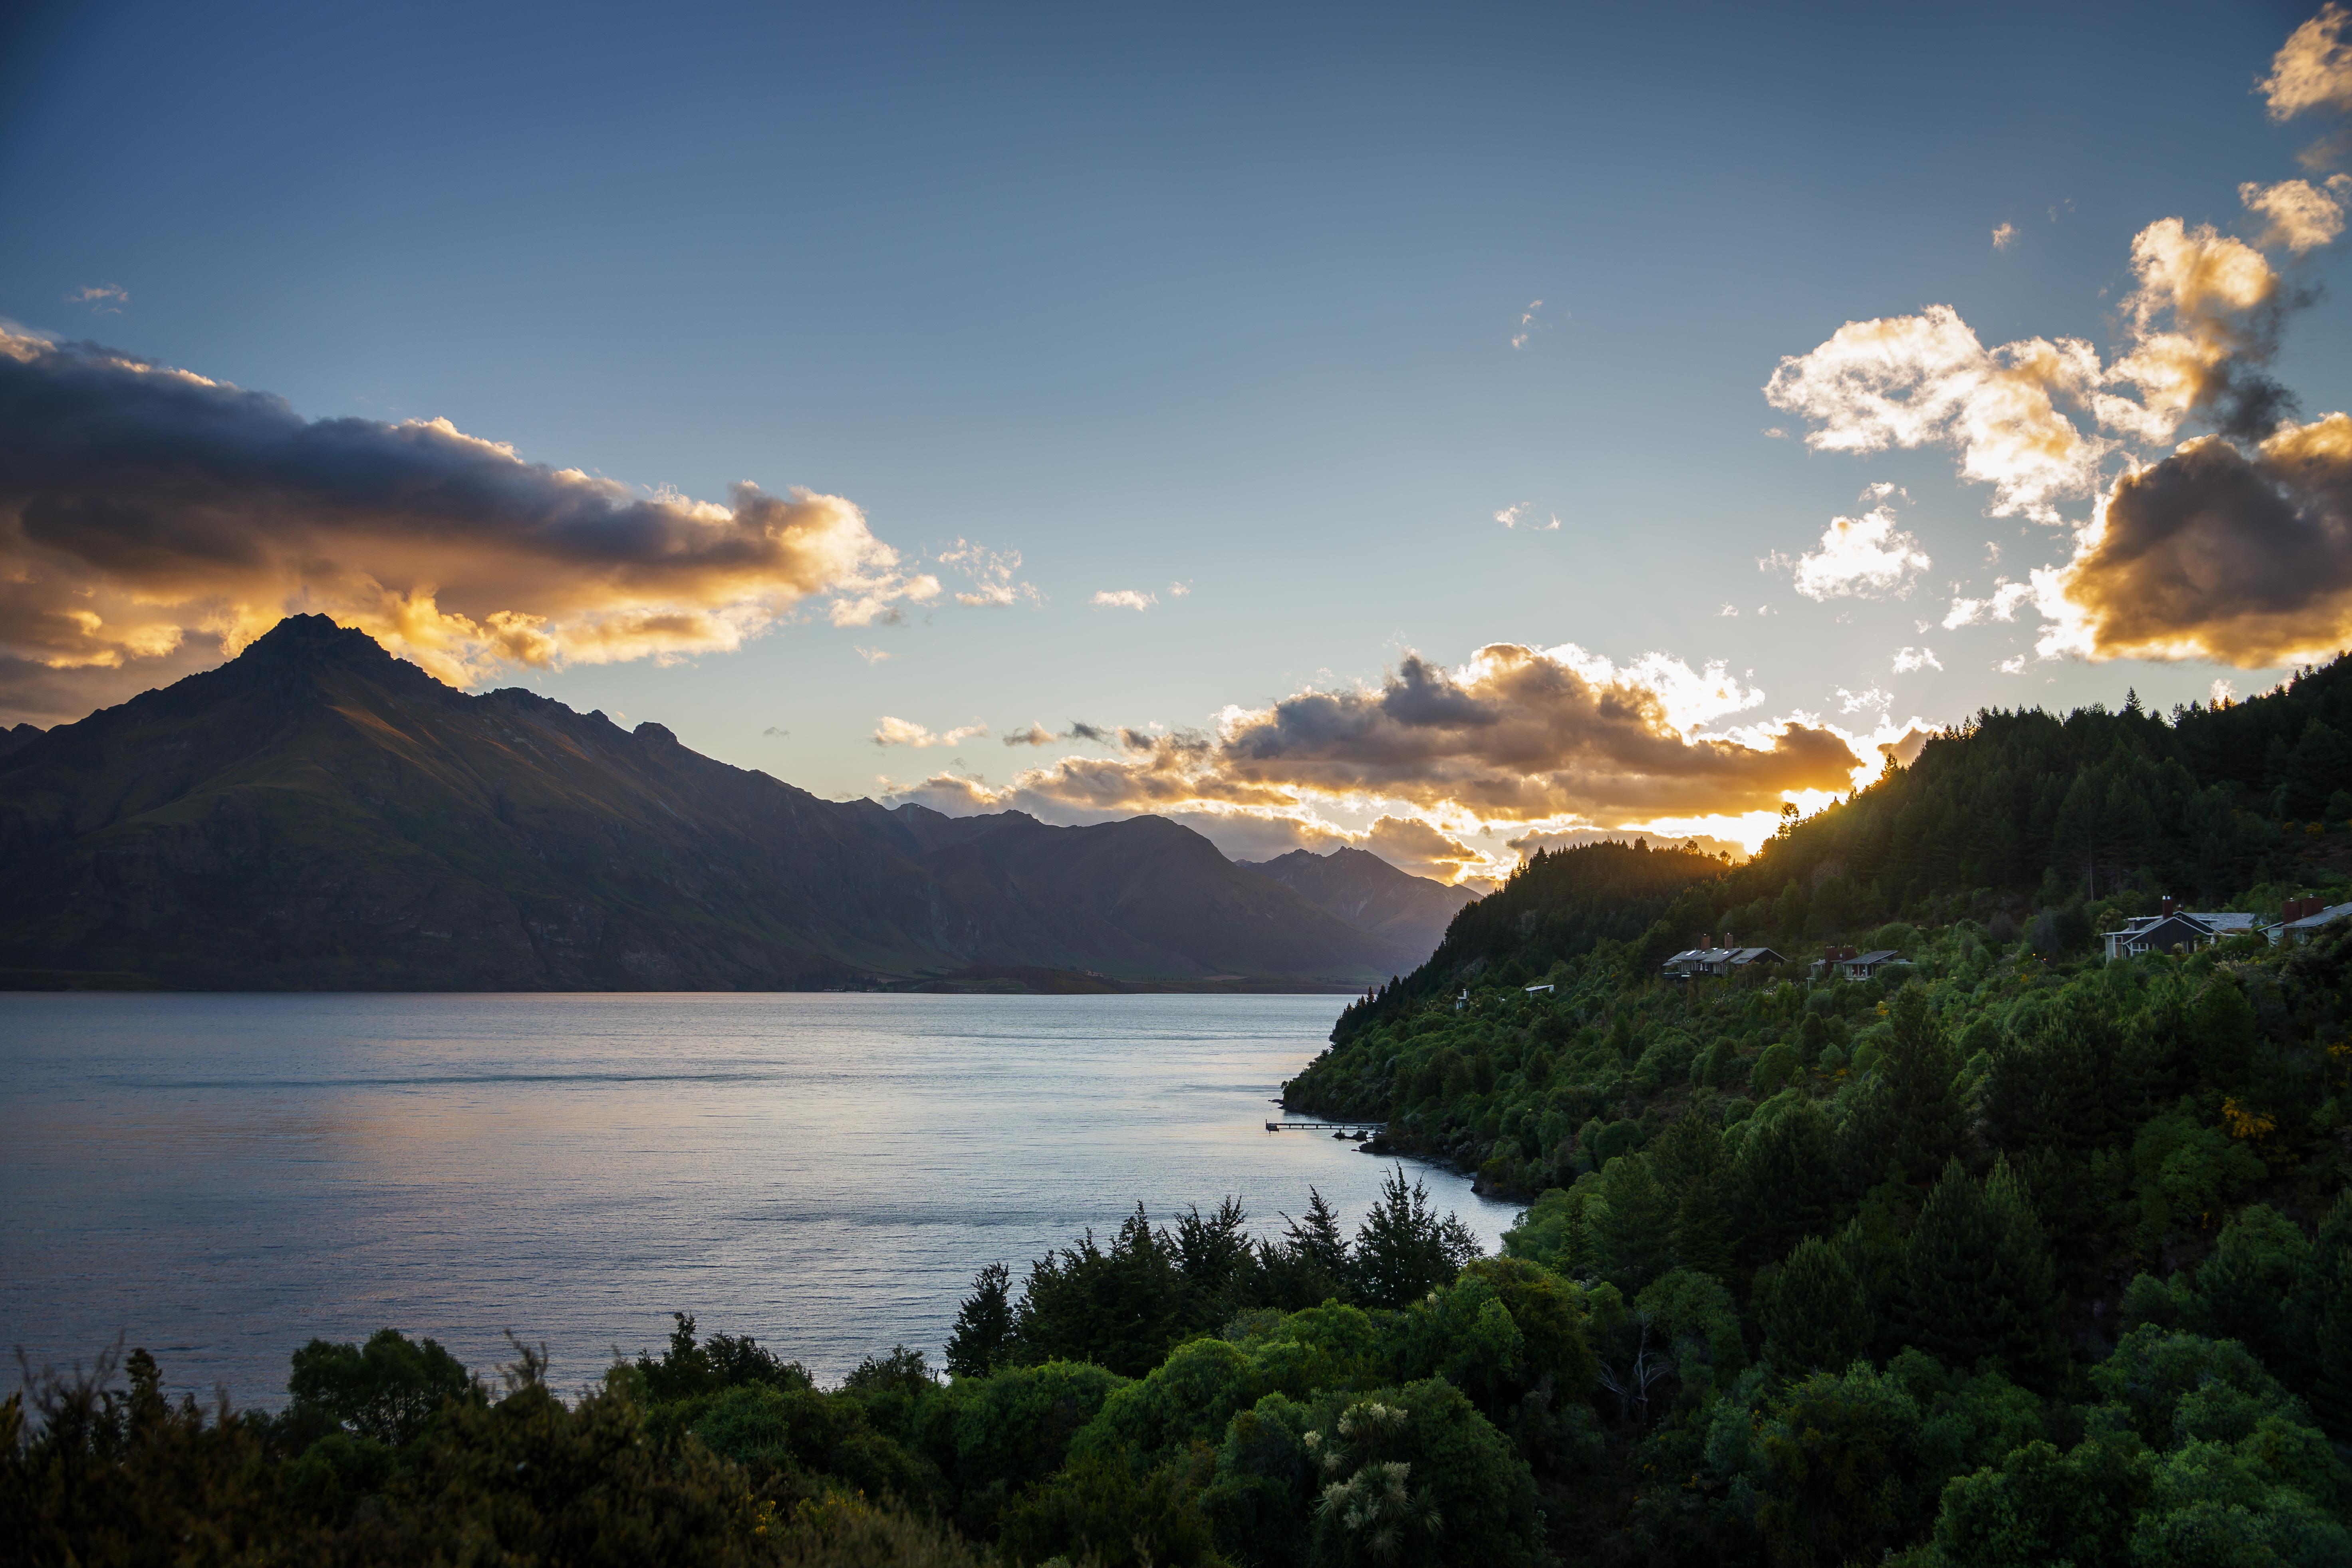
[[1896, 1158, 2060, 1386], [1762, 1234, 1872, 1373], [2291, 1194, 2352, 1440]]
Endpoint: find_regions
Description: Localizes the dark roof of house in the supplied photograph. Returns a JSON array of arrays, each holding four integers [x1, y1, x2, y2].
[[2126, 915, 2218, 950]]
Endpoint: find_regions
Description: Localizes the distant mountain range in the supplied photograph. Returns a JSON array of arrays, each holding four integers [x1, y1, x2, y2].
[[1242, 846, 1477, 962], [0, 616, 1473, 990]]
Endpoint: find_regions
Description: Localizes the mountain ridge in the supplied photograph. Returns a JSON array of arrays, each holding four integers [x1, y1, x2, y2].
[[1241, 845, 1477, 961], [0, 617, 1437, 990]]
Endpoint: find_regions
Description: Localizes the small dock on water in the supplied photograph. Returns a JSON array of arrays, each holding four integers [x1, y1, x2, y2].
[[1265, 1119, 1385, 1140]]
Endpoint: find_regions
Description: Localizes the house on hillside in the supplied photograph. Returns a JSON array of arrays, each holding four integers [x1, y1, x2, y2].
[[2265, 897, 2352, 945], [1662, 941, 1785, 980], [1809, 946, 1903, 981], [2100, 899, 2258, 959]]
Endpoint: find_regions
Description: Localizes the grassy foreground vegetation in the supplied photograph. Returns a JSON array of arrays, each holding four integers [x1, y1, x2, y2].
[[18, 659, 2352, 1564]]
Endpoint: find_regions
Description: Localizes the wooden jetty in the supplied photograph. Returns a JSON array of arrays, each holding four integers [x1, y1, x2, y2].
[[1264, 1119, 1385, 1139]]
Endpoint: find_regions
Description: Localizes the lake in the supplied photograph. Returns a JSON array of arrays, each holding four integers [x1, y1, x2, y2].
[[0, 992, 1518, 1405]]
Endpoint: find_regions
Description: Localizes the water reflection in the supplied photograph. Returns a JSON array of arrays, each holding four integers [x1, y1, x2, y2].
[[2, 992, 1517, 1401]]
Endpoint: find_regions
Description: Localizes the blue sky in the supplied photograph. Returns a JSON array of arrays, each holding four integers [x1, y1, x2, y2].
[[5, 1, 2349, 879]]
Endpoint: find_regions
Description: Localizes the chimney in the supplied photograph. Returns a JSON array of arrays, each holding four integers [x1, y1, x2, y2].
[[1694, 931, 1706, 951], [2160, 895, 2176, 918]]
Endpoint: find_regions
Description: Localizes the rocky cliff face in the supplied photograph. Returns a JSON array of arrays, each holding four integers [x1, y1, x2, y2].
[[0, 617, 1419, 990]]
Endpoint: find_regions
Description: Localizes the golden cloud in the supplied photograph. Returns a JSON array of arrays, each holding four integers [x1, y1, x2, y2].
[[2263, 5, 2352, 123], [1766, 210, 2311, 542], [872, 716, 989, 748], [1764, 305, 2108, 524], [1359, 815, 1485, 883], [2241, 175, 2351, 252], [0, 329, 934, 722], [904, 643, 1859, 828], [2034, 413, 2352, 667]]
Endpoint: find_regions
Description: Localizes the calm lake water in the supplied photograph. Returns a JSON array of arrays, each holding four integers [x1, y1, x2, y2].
[[1, 992, 1516, 1404]]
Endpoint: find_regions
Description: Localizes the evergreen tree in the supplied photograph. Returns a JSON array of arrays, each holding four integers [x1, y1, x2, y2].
[[1013, 1206, 1193, 1376], [1836, 984, 1964, 1193], [1878, 984, 1966, 1183], [1649, 1109, 1734, 1280], [2187, 975, 2259, 1089], [945, 1262, 1014, 1379], [2291, 1194, 2352, 1441], [1895, 1159, 2061, 1387], [1589, 1155, 1675, 1290], [1761, 1235, 1872, 1373], [1284, 1187, 1349, 1272], [1734, 1098, 1836, 1266], [2184, 1204, 2308, 1377], [2284, 717, 2352, 819], [1350, 1167, 1481, 1309], [1173, 1197, 1256, 1311], [1257, 1188, 1351, 1310]]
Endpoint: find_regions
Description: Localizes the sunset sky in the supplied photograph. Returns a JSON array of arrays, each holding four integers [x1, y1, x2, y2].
[[6, 1, 2352, 883]]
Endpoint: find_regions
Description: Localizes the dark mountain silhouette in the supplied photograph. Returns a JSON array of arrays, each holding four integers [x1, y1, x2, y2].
[[1241, 846, 1477, 961], [0, 616, 1423, 990]]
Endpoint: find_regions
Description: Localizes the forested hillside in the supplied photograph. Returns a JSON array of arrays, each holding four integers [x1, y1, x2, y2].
[[1252, 657, 2352, 1561]]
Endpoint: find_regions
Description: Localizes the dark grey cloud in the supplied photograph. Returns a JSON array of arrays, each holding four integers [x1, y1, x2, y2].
[[0, 328, 927, 723]]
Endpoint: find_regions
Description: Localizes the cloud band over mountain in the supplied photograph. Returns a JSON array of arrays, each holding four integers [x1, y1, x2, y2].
[[891, 642, 1863, 877], [0, 329, 931, 721]]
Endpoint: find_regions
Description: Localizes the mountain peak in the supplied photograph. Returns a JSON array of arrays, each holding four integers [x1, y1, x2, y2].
[[236, 614, 401, 671]]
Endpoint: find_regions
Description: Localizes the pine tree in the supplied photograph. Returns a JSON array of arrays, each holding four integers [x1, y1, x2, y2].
[[2291, 1194, 2352, 1439], [1350, 1166, 1480, 1308], [1761, 1234, 1872, 1373], [1880, 985, 1965, 1183], [1895, 1158, 2060, 1387], [1590, 1154, 1676, 1290], [1281, 1187, 1349, 1277], [1650, 1109, 1734, 1280], [2187, 976, 2259, 1089], [1734, 1097, 1836, 1265], [1837, 984, 1963, 1193], [2187, 1203, 2308, 1376], [944, 1261, 1013, 1378]]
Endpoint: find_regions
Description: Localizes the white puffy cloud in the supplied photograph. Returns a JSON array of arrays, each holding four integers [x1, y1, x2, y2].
[[1766, 201, 2322, 542], [1764, 306, 2109, 523], [1769, 487, 1934, 599], [937, 539, 1042, 607], [1092, 589, 1155, 610], [1942, 580, 2035, 628], [871, 716, 988, 748], [1891, 646, 1943, 673]]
